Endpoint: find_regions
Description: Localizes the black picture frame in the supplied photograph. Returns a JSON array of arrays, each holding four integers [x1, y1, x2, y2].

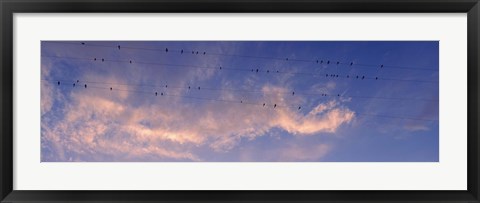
[[1, 0, 479, 202]]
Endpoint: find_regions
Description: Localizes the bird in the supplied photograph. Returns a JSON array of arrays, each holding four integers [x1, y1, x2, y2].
[[198, 86, 200, 90], [72, 83, 75, 87], [102, 58, 104, 62], [192, 51, 194, 54], [267, 70, 270, 73], [276, 70, 279, 73], [188, 86, 191, 89], [165, 48, 168, 52], [165, 85, 168, 88], [251, 69, 254, 72], [320, 60, 323, 64], [81, 42, 85, 45], [117, 45, 121, 50], [286, 58, 288, 61], [350, 62, 353, 66], [336, 61, 340, 65], [292, 91, 295, 95], [129, 60, 132, 64], [181, 49, 184, 54], [203, 52, 206, 55], [110, 87, 112, 91], [336, 75, 339, 77], [77, 80, 79, 83], [375, 77, 378, 80], [316, 60, 319, 63], [84, 84, 87, 88], [161, 93, 164, 96], [155, 92, 158, 96], [347, 75, 350, 78], [380, 64, 384, 68], [326, 74, 329, 77], [263, 103, 266, 107], [338, 94, 340, 97], [94, 58, 97, 61], [196, 51, 199, 54], [240, 100, 243, 103], [356, 76, 359, 79], [362, 76, 365, 80], [274, 104, 277, 108], [256, 69, 259, 73], [327, 61, 330, 64], [219, 66, 222, 70], [298, 106, 301, 110], [57, 81, 60, 85]]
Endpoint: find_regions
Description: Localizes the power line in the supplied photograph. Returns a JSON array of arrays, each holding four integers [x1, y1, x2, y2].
[[44, 41, 439, 72], [42, 79, 438, 102], [42, 80, 438, 122], [41, 55, 439, 84]]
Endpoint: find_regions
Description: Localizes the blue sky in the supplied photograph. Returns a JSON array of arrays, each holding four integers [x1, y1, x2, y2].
[[41, 41, 439, 162]]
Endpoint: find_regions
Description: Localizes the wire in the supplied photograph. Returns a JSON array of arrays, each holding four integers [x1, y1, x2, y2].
[[42, 79, 438, 102], [43, 80, 438, 122], [44, 41, 439, 72], [41, 55, 439, 84]]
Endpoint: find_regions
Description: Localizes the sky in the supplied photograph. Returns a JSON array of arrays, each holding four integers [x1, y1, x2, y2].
[[40, 41, 439, 162]]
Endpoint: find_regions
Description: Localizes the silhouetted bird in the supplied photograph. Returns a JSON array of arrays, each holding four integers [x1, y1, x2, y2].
[[165, 85, 168, 88], [274, 104, 277, 108], [129, 60, 132, 64], [350, 62, 353, 66], [161, 93, 164, 96], [181, 50, 184, 54], [102, 58, 104, 62], [338, 94, 340, 97], [110, 87, 112, 91], [84, 84, 87, 88], [320, 60, 323, 64], [336, 75, 339, 77], [198, 86, 200, 90], [263, 103, 266, 107], [356, 76, 359, 79], [380, 65, 384, 68], [165, 48, 168, 52], [292, 91, 295, 95], [286, 58, 288, 61], [276, 70, 279, 73], [196, 51, 199, 54], [77, 80, 79, 83], [327, 61, 330, 64], [336, 61, 340, 65], [240, 100, 243, 103], [256, 69, 259, 73], [192, 51, 194, 54], [81, 42, 85, 45], [203, 52, 206, 55], [219, 67, 222, 70], [362, 76, 365, 80], [347, 75, 349, 78], [188, 86, 191, 89], [155, 92, 158, 96], [298, 106, 301, 110], [57, 81, 60, 85], [326, 74, 329, 77], [73, 83, 75, 87], [316, 60, 319, 63], [94, 58, 97, 61], [117, 45, 121, 50], [267, 70, 270, 73], [375, 77, 378, 80]]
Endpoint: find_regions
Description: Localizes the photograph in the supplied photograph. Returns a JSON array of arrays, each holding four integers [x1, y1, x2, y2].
[[40, 41, 439, 162]]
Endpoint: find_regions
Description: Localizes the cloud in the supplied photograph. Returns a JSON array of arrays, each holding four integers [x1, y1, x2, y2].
[[41, 41, 358, 161]]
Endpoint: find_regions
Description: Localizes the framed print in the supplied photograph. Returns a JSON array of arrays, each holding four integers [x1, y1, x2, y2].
[[1, 0, 479, 202]]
